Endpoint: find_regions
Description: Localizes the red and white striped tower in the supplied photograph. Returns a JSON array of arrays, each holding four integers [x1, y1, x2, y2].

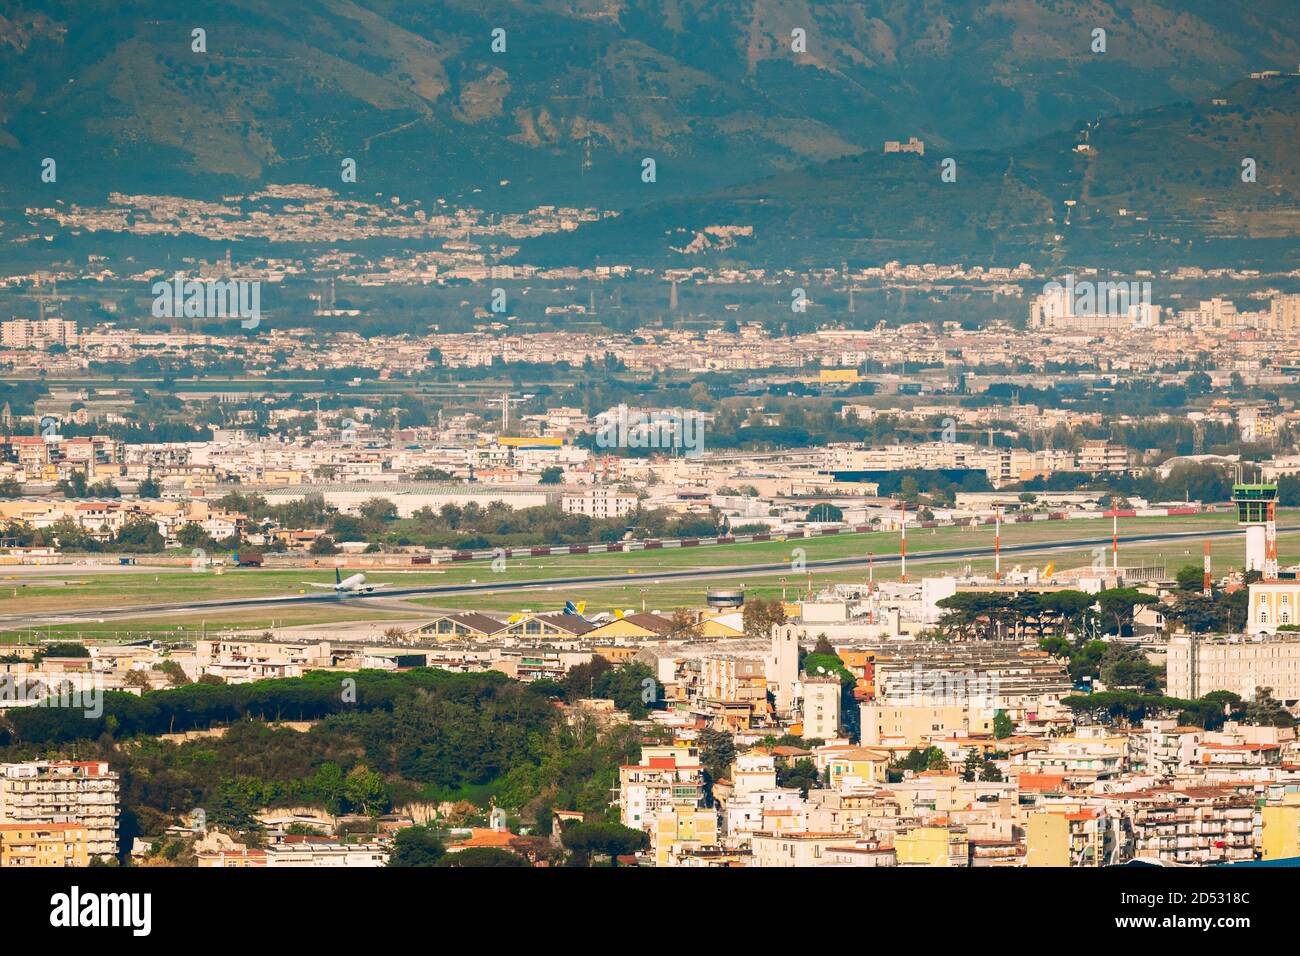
[[1202, 540, 1212, 597], [1110, 502, 1120, 575], [867, 552, 875, 625], [1265, 500, 1279, 580], [899, 500, 908, 583], [994, 504, 1002, 582]]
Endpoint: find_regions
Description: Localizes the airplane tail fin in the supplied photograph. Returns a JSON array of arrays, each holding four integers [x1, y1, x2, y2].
[[564, 600, 592, 623], [335, 567, 342, 585]]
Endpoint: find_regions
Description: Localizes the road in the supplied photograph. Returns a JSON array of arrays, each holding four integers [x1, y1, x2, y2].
[[0, 524, 1273, 630]]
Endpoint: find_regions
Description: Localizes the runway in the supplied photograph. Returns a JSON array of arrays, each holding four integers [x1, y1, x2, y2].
[[0, 524, 1273, 629]]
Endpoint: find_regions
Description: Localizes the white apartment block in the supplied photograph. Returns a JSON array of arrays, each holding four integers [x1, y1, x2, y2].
[[751, 831, 856, 866], [618, 745, 706, 832], [198, 841, 391, 867], [1167, 633, 1300, 703], [189, 639, 334, 683], [828, 441, 1080, 488], [1, 318, 78, 348], [1077, 440, 1128, 473], [0, 761, 119, 860], [801, 676, 842, 740], [1270, 294, 1300, 331], [561, 488, 638, 519]]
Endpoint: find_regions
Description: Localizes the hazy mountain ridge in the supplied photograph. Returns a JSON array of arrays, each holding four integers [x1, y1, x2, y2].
[[519, 76, 1300, 269], [3, 0, 1300, 210]]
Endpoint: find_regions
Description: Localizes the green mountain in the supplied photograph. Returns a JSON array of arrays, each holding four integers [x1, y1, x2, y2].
[[520, 75, 1300, 269], [3, 0, 1300, 210]]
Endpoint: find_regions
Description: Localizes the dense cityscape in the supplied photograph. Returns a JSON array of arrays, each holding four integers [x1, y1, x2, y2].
[[2, 0, 1298, 937]]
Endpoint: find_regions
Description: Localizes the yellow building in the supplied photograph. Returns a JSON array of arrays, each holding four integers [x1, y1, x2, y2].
[[1026, 812, 1069, 867], [258, 469, 307, 486], [894, 825, 969, 867], [0, 823, 89, 867], [819, 368, 861, 384], [825, 747, 892, 787], [1247, 580, 1300, 633], [593, 645, 641, 665], [1026, 808, 1108, 867], [585, 613, 675, 642], [860, 703, 994, 746], [497, 436, 563, 448], [697, 612, 745, 638], [652, 805, 719, 866], [1261, 793, 1300, 860]]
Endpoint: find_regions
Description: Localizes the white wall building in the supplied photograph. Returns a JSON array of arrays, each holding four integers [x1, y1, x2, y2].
[[1167, 633, 1300, 704], [801, 675, 842, 740], [560, 488, 638, 519]]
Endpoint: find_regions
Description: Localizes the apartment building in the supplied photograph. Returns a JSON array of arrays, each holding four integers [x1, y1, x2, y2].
[[1269, 294, 1300, 331], [801, 675, 842, 740], [751, 831, 860, 867], [0, 761, 119, 860], [188, 639, 334, 683], [859, 702, 995, 747], [1077, 440, 1129, 473], [822, 747, 891, 788], [1120, 788, 1256, 865], [1, 318, 78, 348], [1130, 719, 1203, 778], [700, 654, 770, 730], [1261, 792, 1300, 860], [197, 840, 390, 867], [618, 744, 707, 832], [560, 488, 638, 519], [894, 825, 970, 867], [652, 804, 720, 866], [1015, 728, 1128, 779], [0, 823, 90, 867], [1026, 808, 1118, 867], [1167, 632, 1300, 702], [719, 751, 806, 840]]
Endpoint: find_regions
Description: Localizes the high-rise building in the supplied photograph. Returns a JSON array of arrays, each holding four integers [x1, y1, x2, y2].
[[0, 761, 119, 861], [618, 744, 706, 833], [801, 675, 842, 740], [1270, 294, 1300, 331], [0, 318, 78, 348], [1168, 632, 1300, 699]]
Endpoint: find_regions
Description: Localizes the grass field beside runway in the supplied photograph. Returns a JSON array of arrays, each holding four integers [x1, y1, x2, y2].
[[0, 511, 1255, 617], [7, 527, 1295, 642], [407, 528, 1300, 615]]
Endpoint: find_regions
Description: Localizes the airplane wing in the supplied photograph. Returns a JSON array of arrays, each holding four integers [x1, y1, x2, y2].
[[364, 583, 391, 591], [301, 582, 338, 589]]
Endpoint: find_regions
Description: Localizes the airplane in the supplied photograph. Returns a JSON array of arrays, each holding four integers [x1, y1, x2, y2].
[[303, 567, 390, 595]]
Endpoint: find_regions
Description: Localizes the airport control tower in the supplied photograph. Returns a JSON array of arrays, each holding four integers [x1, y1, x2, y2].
[[1233, 482, 1279, 579]]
